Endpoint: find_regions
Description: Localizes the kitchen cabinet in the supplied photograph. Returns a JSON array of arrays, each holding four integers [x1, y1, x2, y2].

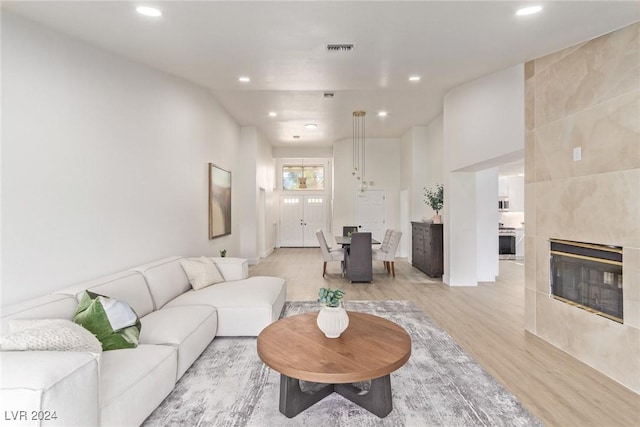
[[515, 228, 525, 259], [507, 176, 524, 212], [411, 222, 443, 278], [498, 177, 509, 198]]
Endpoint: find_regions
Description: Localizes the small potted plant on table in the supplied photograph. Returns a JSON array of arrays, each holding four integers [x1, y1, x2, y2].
[[316, 288, 349, 338]]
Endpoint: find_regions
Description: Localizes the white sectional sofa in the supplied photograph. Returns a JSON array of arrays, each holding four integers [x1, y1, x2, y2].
[[0, 256, 287, 427]]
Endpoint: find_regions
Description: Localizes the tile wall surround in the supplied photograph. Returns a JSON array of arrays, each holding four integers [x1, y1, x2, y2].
[[525, 22, 640, 393]]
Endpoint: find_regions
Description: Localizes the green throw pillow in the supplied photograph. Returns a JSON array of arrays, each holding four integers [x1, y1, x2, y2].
[[73, 291, 141, 351]]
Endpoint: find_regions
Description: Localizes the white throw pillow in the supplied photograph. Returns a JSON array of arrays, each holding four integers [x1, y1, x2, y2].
[[1, 319, 102, 353], [180, 257, 225, 290]]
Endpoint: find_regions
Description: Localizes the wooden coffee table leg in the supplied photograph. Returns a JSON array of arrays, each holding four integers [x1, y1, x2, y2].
[[279, 375, 334, 418], [334, 375, 393, 418]]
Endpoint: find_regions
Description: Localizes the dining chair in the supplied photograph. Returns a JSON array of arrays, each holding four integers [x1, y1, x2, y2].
[[342, 226, 359, 236], [345, 232, 372, 282], [372, 230, 402, 277], [315, 229, 344, 277], [378, 229, 393, 252]]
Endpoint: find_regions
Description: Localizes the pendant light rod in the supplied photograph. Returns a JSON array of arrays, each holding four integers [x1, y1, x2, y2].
[[352, 111, 366, 187]]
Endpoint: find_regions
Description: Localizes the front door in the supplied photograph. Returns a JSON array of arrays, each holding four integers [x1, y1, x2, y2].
[[280, 195, 326, 247]]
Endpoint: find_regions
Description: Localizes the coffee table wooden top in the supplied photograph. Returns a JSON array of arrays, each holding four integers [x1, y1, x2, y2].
[[257, 311, 411, 383]]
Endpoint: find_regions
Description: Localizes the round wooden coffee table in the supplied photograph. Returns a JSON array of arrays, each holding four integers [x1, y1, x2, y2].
[[257, 311, 411, 418]]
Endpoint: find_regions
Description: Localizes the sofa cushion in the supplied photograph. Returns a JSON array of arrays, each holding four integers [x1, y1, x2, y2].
[[180, 257, 225, 290], [0, 351, 100, 426], [1, 319, 102, 353], [0, 294, 78, 336], [73, 291, 141, 351], [131, 256, 191, 309], [100, 344, 177, 427], [208, 257, 249, 281], [56, 270, 155, 317], [165, 276, 287, 336], [140, 305, 217, 379]]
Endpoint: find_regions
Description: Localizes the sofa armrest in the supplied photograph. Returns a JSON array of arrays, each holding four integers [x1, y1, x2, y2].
[[0, 351, 99, 426], [209, 257, 249, 281]]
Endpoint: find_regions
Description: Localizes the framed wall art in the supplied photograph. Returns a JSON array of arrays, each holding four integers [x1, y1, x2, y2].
[[209, 163, 231, 239]]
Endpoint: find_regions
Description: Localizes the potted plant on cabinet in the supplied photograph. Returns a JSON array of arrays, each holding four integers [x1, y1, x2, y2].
[[316, 288, 349, 338], [423, 183, 444, 224]]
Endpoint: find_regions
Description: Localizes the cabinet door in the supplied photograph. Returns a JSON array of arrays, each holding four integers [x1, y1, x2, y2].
[[423, 225, 433, 273]]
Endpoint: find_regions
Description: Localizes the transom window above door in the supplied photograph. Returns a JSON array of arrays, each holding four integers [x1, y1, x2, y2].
[[282, 165, 324, 191]]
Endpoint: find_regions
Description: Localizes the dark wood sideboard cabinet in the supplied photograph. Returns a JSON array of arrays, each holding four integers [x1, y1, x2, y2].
[[411, 222, 443, 278]]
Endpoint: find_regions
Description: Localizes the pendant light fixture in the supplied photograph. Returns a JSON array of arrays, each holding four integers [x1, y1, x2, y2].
[[352, 111, 367, 193]]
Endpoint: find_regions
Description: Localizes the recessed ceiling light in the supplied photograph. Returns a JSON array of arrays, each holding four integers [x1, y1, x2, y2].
[[268, 112, 277, 117], [238, 76, 250, 83], [516, 5, 542, 16], [304, 123, 318, 129], [378, 111, 388, 117], [136, 6, 162, 17], [408, 76, 421, 82]]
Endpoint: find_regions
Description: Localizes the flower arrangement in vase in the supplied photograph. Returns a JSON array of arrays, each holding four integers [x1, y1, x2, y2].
[[316, 288, 349, 338], [423, 183, 444, 223]]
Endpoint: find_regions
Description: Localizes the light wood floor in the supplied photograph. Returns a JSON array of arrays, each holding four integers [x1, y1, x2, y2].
[[250, 248, 640, 427]]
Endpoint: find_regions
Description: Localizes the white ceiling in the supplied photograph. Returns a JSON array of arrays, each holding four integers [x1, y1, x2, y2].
[[4, 1, 639, 147]]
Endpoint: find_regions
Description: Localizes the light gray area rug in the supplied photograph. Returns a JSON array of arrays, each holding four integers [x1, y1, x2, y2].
[[143, 300, 542, 427]]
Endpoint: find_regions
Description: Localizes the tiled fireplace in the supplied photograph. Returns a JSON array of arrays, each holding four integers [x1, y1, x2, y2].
[[550, 239, 623, 323], [524, 22, 639, 393]]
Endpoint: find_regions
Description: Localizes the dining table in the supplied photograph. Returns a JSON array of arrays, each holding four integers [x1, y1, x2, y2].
[[335, 236, 381, 246]]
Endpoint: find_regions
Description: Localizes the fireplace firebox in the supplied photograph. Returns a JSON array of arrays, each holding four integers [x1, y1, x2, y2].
[[550, 239, 623, 323]]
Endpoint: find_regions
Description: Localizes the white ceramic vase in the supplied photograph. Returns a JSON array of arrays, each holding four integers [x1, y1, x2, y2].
[[316, 305, 349, 338]]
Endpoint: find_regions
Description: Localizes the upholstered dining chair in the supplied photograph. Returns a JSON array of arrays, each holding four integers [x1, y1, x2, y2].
[[316, 229, 344, 277], [345, 232, 373, 282], [343, 226, 359, 236], [372, 230, 402, 277], [378, 229, 393, 252]]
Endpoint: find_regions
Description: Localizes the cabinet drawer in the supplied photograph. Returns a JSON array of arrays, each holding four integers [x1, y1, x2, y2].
[[412, 225, 424, 234]]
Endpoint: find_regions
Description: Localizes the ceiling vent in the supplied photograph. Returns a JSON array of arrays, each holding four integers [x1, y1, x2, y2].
[[326, 43, 354, 52], [323, 93, 335, 98]]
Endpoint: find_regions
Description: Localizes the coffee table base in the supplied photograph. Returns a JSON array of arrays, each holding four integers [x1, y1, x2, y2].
[[279, 374, 392, 418]]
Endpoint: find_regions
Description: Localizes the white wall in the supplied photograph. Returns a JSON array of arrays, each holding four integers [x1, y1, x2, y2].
[[1, 13, 244, 305], [399, 131, 413, 196], [476, 168, 499, 282], [443, 64, 524, 286], [410, 127, 429, 222], [444, 65, 525, 172], [399, 131, 413, 258], [238, 127, 259, 262], [257, 134, 277, 255], [400, 124, 444, 259], [332, 138, 400, 240], [424, 115, 444, 218], [238, 127, 276, 263]]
